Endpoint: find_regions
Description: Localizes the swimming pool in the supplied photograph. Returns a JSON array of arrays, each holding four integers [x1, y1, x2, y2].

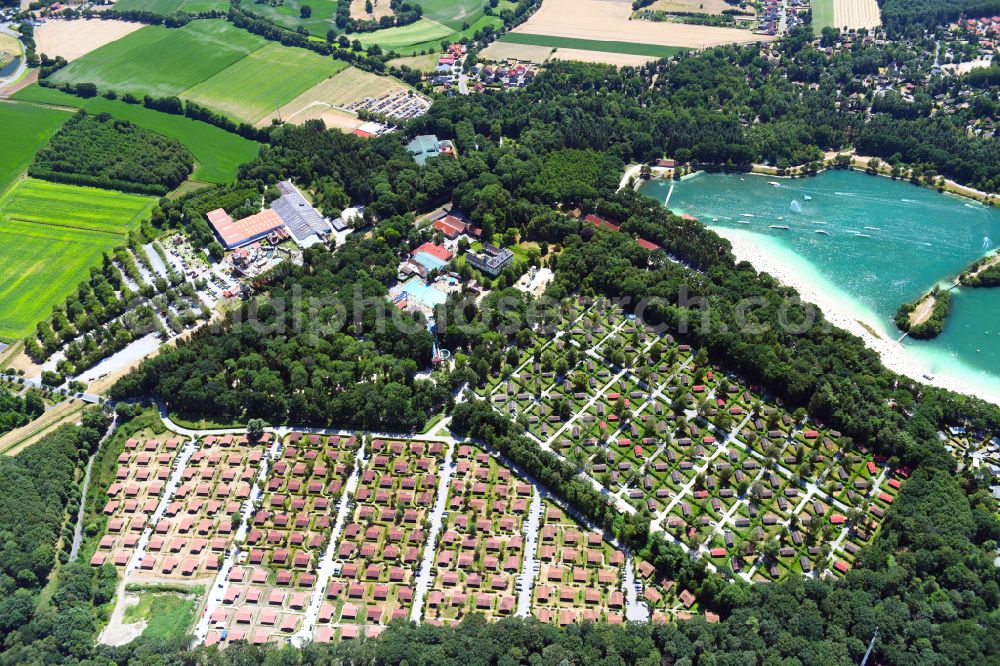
[[398, 276, 448, 308]]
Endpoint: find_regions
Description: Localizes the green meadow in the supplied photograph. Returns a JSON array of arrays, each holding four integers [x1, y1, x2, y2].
[[12, 86, 260, 184], [49, 20, 267, 98], [122, 590, 199, 640], [0, 179, 153, 341], [0, 102, 70, 196], [497, 33, 688, 58], [114, 0, 229, 12], [180, 42, 347, 123], [810, 0, 836, 30], [419, 0, 489, 30]]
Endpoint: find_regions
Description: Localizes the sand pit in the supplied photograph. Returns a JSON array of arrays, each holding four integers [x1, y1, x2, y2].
[[512, 0, 772, 49], [35, 19, 146, 61], [480, 41, 554, 63], [834, 0, 880, 30], [552, 48, 656, 66]]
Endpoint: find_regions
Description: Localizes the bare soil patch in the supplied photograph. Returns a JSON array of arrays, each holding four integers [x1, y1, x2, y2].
[[35, 19, 146, 62], [480, 41, 554, 63], [351, 0, 395, 20]]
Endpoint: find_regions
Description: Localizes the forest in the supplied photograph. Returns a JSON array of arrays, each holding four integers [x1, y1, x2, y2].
[[29, 112, 194, 195], [0, 411, 110, 654], [878, 0, 1000, 34], [0, 384, 44, 436]]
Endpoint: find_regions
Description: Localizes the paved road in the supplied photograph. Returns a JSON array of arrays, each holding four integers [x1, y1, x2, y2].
[[69, 412, 118, 561], [409, 439, 457, 623], [291, 439, 368, 645]]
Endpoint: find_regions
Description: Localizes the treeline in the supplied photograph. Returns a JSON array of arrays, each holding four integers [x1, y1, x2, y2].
[[0, 412, 111, 652], [36, 79, 271, 143], [336, 0, 423, 32], [879, 0, 1000, 34], [0, 384, 44, 436], [29, 112, 193, 195], [856, 115, 1000, 194], [229, 7, 390, 72], [960, 253, 1000, 286]]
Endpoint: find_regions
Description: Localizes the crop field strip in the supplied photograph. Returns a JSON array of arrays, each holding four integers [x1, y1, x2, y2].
[[180, 43, 349, 124], [0, 179, 153, 341], [0, 102, 71, 196], [810, 0, 836, 30], [498, 33, 689, 58], [47, 20, 351, 125]]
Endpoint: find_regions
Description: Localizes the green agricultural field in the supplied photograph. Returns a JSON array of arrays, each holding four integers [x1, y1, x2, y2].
[[181, 42, 348, 124], [0, 102, 70, 197], [355, 18, 455, 52], [114, 0, 229, 12], [419, 0, 488, 30], [0, 179, 153, 341], [48, 20, 267, 98], [250, 0, 340, 36], [497, 33, 688, 58], [810, 0, 835, 30], [12, 86, 260, 184]]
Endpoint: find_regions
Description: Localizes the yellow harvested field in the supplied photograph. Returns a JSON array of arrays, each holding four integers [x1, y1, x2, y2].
[[259, 66, 411, 127], [834, 0, 880, 30], [34, 19, 146, 61], [388, 53, 444, 72], [351, 0, 394, 20], [512, 0, 772, 48], [552, 47, 657, 66], [480, 41, 554, 63]]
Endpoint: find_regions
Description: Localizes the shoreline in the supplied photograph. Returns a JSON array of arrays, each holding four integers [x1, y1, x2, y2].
[[634, 153, 999, 207], [712, 226, 1000, 406]]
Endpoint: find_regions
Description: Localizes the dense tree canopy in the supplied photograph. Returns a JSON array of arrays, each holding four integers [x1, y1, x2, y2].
[[30, 112, 194, 195]]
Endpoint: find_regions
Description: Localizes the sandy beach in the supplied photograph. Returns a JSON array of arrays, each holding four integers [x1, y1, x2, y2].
[[714, 226, 1000, 406]]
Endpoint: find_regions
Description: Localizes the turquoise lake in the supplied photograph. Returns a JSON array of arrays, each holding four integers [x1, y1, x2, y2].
[[638, 170, 1000, 400]]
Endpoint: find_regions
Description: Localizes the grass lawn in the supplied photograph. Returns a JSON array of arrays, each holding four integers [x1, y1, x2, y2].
[[122, 590, 199, 640], [12, 86, 260, 184], [810, 0, 835, 30], [0, 102, 71, 196], [181, 42, 348, 124], [49, 20, 267, 98], [498, 33, 688, 58], [0, 179, 153, 341], [387, 52, 442, 72]]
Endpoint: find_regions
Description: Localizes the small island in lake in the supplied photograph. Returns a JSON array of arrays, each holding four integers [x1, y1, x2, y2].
[[895, 287, 951, 339], [959, 251, 1000, 288]]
